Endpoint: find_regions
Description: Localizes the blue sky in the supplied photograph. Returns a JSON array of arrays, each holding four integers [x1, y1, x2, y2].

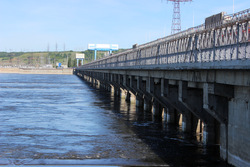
[[0, 0, 249, 52]]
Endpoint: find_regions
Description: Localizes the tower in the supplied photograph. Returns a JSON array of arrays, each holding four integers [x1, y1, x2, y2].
[[167, 0, 192, 34]]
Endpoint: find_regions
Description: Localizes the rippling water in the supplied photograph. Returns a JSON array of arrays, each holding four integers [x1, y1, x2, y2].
[[0, 74, 229, 166]]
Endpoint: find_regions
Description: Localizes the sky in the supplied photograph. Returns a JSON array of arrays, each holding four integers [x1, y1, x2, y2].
[[0, 0, 249, 52]]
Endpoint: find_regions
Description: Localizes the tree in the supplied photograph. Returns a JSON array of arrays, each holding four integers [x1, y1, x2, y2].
[[68, 57, 72, 67], [73, 58, 77, 67]]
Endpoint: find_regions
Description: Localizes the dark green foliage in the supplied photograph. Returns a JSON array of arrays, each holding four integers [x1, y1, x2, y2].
[[68, 57, 72, 67]]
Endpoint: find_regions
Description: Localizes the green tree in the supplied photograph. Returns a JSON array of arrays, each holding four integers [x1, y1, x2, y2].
[[73, 58, 77, 67], [68, 57, 72, 67]]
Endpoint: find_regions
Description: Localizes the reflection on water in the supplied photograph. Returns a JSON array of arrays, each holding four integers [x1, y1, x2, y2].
[[0, 74, 229, 166]]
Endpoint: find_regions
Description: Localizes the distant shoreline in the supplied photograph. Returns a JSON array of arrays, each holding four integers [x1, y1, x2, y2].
[[0, 68, 73, 75]]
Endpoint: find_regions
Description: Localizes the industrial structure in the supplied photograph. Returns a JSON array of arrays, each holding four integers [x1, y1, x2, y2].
[[88, 44, 119, 60], [166, 0, 192, 34]]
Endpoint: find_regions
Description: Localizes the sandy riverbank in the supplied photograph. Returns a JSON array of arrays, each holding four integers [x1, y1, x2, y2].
[[0, 68, 73, 75]]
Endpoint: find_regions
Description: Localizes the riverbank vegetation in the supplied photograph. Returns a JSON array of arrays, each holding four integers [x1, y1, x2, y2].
[[0, 49, 126, 68]]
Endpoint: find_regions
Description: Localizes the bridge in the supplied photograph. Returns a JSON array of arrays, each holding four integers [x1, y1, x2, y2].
[[75, 9, 250, 167]]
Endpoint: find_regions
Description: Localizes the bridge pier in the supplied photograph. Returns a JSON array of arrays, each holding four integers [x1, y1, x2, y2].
[[114, 87, 121, 97], [125, 91, 131, 102], [136, 96, 143, 108], [203, 122, 215, 145], [225, 86, 250, 166], [143, 99, 152, 112], [182, 113, 192, 132], [152, 101, 161, 116], [166, 108, 176, 124]]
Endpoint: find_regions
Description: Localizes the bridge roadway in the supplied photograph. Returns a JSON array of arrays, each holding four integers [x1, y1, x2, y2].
[[75, 9, 250, 167]]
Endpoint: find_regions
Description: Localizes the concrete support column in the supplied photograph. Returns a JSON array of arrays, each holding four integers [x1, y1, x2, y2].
[[117, 74, 121, 85], [203, 83, 209, 109], [91, 77, 94, 86], [226, 86, 250, 166], [136, 96, 143, 108], [99, 82, 103, 89], [106, 84, 111, 92], [178, 81, 188, 102], [146, 77, 154, 93], [114, 87, 121, 97], [94, 79, 98, 87], [136, 76, 141, 90], [166, 108, 175, 124], [102, 82, 106, 90], [220, 124, 228, 161], [203, 123, 215, 145], [125, 91, 131, 102], [144, 99, 152, 111], [182, 113, 192, 132], [92, 79, 96, 87], [110, 74, 114, 82], [123, 75, 127, 86], [108, 85, 111, 92], [161, 79, 169, 97], [162, 108, 167, 122], [152, 101, 161, 116], [129, 76, 132, 88]]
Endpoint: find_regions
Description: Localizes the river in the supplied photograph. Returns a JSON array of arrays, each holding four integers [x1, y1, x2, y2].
[[0, 74, 230, 166]]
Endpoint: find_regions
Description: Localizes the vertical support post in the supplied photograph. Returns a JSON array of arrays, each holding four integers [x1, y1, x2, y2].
[[203, 83, 209, 109], [194, 34, 198, 63], [178, 81, 187, 102], [115, 87, 121, 97], [129, 76, 132, 88], [136, 96, 143, 108], [213, 29, 216, 61], [144, 99, 151, 111], [152, 102, 159, 116], [236, 23, 239, 60], [166, 42, 169, 64], [152, 101, 163, 119], [125, 91, 131, 102], [136, 76, 142, 90], [94, 49, 97, 60], [182, 113, 192, 132], [77, 59, 79, 67], [118, 74, 121, 85], [166, 108, 175, 124], [220, 124, 228, 161], [203, 123, 215, 145], [146, 77, 151, 93], [91, 77, 94, 87], [148, 77, 154, 93], [161, 79, 169, 97], [161, 78, 164, 97]]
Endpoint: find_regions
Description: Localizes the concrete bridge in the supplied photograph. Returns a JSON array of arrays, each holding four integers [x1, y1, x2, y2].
[[75, 9, 250, 167]]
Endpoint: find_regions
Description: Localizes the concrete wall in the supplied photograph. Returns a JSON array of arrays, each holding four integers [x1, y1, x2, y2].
[[227, 86, 250, 167]]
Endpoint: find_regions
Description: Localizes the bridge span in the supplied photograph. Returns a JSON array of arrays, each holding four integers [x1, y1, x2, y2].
[[75, 9, 250, 167]]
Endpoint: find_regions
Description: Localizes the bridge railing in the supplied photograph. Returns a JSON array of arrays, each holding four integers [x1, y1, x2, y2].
[[80, 9, 250, 70]]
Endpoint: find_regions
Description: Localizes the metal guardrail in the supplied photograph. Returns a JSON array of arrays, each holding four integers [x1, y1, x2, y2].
[[79, 8, 250, 70]]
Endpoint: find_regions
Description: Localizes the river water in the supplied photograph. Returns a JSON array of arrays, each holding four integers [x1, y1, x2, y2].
[[0, 74, 230, 166]]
